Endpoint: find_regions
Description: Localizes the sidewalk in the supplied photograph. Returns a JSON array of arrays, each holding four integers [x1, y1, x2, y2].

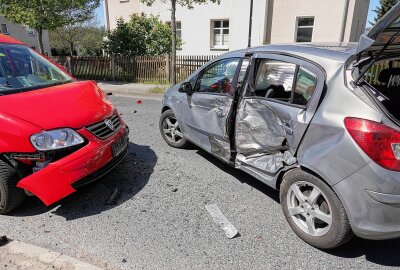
[[0, 236, 103, 270], [97, 81, 169, 97]]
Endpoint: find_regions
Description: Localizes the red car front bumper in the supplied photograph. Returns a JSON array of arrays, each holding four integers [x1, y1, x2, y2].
[[17, 124, 128, 206]]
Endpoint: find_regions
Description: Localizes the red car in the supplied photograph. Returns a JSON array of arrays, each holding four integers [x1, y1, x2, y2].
[[0, 35, 129, 214]]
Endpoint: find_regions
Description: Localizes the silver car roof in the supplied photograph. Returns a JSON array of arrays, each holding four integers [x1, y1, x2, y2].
[[211, 43, 358, 75]]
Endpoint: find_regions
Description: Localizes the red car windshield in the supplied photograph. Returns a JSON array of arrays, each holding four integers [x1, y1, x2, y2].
[[0, 44, 72, 94]]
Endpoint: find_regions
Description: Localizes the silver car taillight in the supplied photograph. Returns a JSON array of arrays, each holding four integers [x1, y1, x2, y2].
[[344, 117, 400, 171], [392, 144, 400, 160]]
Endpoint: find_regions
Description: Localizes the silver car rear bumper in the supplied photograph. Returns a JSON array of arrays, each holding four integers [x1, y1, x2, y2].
[[334, 162, 400, 240]]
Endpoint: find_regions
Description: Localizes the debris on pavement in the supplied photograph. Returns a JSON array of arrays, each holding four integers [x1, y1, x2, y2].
[[137, 100, 143, 104], [0, 235, 9, 246], [107, 187, 121, 205], [205, 204, 239, 239]]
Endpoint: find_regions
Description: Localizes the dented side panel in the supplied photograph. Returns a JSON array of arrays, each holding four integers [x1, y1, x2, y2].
[[234, 53, 326, 183], [236, 151, 297, 174], [235, 98, 299, 175], [235, 99, 286, 155], [181, 94, 233, 156]]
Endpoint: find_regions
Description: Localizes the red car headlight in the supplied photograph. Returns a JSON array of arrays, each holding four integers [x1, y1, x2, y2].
[[30, 128, 84, 151]]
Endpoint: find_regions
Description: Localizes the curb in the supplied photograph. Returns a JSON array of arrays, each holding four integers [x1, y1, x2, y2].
[[0, 238, 103, 270]]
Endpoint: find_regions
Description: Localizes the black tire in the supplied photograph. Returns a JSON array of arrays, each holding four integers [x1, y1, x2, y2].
[[280, 169, 353, 249], [0, 160, 26, 214], [159, 109, 189, 148]]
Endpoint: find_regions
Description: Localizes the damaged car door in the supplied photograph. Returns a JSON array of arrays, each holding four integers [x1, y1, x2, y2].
[[235, 54, 325, 183], [181, 58, 241, 162]]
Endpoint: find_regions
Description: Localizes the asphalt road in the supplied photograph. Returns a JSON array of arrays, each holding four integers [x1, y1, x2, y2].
[[1, 95, 400, 270]]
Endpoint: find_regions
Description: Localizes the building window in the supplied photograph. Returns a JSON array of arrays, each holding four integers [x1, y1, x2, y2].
[[167, 21, 182, 50], [1, 24, 9, 35], [176, 22, 182, 50], [211, 20, 229, 49], [295, 17, 314, 42], [27, 27, 35, 35], [120, 0, 129, 2]]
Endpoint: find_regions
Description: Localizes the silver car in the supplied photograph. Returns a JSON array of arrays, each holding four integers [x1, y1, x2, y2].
[[159, 4, 400, 249]]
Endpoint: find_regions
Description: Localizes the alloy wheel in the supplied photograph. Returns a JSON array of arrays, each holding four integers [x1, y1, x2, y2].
[[162, 115, 183, 144], [286, 181, 333, 237]]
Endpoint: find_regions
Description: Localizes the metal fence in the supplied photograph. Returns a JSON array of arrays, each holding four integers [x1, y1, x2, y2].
[[51, 55, 216, 84]]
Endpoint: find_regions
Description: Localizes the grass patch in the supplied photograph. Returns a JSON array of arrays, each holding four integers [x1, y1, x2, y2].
[[148, 85, 169, 94]]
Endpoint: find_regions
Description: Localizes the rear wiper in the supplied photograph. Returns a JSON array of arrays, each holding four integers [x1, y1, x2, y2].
[[355, 27, 400, 84]]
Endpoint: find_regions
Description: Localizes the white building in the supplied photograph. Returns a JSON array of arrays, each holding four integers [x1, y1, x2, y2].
[[104, 0, 370, 55], [0, 16, 51, 54]]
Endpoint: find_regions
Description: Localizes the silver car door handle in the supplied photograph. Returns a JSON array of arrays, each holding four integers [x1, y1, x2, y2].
[[283, 122, 293, 135]]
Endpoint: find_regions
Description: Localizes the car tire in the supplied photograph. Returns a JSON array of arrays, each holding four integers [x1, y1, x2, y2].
[[280, 168, 353, 249], [159, 109, 189, 149], [0, 159, 26, 214]]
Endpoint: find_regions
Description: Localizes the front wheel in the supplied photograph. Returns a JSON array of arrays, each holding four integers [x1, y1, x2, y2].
[[159, 109, 189, 148], [0, 160, 26, 214], [280, 169, 353, 249]]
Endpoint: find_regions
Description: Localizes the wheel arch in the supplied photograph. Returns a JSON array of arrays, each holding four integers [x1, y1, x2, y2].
[[0, 154, 13, 168], [276, 165, 332, 191], [161, 106, 171, 113]]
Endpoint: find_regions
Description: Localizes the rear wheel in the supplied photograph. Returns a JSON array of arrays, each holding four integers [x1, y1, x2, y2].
[[159, 109, 189, 148], [0, 160, 25, 214], [280, 169, 353, 249]]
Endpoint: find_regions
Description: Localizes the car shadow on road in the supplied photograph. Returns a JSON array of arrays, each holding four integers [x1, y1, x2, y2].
[[195, 149, 280, 202], [326, 237, 400, 267], [10, 142, 157, 220], [196, 148, 400, 267]]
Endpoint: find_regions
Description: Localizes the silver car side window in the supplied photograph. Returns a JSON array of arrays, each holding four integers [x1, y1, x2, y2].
[[293, 67, 318, 106], [195, 58, 239, 94], [254, 60, 296, 102]]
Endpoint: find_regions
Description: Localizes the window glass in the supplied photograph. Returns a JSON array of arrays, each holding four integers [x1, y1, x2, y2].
[[27, 28, 35, 35], [176, 22, 182, 50], [294, 67, 317, 105], [298, 17, 314, 27], [295, 17, 314, 42], [254, 60, 296, 101], [1, 24, 9, 34], [196, 58, 239, 94], [212, 20, 229, 49], [167, 21, 182, 49], [0, 44, 71, 93]]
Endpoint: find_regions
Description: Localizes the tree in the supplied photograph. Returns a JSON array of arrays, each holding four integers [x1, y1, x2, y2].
[[103, 14, 175, 56], [0, 0, 100, 54], [141, 0, 220, 84], [373, 0, 399, 24], [78, 26, 105, 56], [50, 17, 104, 56]]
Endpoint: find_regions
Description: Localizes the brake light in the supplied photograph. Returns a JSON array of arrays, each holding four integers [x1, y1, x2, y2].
[[344, 117, 400, 171]]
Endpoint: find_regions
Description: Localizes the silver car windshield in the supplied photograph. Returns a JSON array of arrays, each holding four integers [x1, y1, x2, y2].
[[0, 44, 72, 94]]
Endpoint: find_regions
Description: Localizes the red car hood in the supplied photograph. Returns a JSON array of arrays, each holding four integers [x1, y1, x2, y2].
[[0, 81, 114, 130]]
